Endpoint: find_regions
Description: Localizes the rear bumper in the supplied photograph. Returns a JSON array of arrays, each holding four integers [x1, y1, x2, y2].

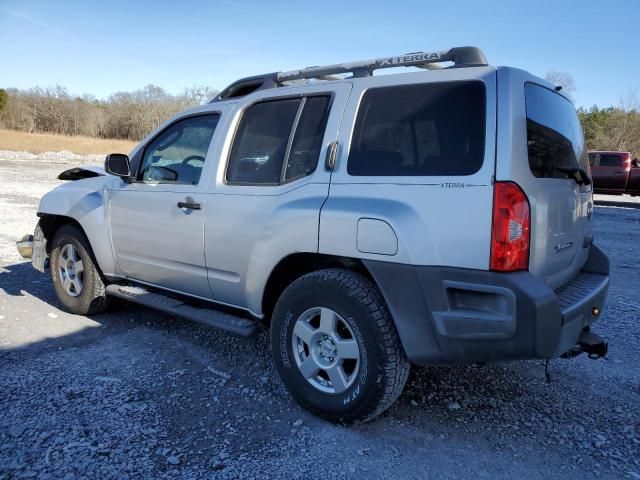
[[364, 245, 610, 365]]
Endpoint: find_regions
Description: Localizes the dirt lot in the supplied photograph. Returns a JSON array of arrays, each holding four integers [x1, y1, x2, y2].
[[1, 152, 639, 479]]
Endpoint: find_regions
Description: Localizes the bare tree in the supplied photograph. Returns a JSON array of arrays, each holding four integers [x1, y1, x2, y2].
[[545, 70, 576, 102], [0, 85, 219, 141]]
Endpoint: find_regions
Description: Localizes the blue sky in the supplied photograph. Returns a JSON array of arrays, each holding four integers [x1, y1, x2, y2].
[[1, 0, 638, 108]]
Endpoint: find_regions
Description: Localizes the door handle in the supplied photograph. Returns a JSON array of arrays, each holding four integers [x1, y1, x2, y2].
[[177, 201, 201, 210], [325, 141, 338, 171]]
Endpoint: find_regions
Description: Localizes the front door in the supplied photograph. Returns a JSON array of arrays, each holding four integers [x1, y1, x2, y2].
[[109, 110, 225, 299]]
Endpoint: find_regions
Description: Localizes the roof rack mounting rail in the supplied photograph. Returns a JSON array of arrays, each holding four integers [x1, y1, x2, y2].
[[277, 46, 488, 82], [212, 73, 279, 102], [210, 46, 487, 102]]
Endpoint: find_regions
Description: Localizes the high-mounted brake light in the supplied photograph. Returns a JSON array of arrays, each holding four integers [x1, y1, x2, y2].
[[490, 181, 530, 272]]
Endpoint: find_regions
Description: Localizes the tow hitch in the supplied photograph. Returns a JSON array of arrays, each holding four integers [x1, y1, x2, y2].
[[562, 330, 608, 359]]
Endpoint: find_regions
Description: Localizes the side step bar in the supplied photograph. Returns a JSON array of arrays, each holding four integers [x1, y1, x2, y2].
[[105, 284, 260, 337]]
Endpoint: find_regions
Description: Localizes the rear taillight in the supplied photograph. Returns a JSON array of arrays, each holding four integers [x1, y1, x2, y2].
[[490, 181, 530, 272]]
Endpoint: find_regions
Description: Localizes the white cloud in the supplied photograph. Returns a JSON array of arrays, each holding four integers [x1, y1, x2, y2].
[[0, 6, 75, 41]]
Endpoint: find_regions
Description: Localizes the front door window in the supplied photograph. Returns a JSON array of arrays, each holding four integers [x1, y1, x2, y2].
[[138, 114, 219, 185]]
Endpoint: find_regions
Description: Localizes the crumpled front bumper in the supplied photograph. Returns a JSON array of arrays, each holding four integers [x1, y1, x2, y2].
[[16, 223, 47, 272], [16, 234, 34, 259]]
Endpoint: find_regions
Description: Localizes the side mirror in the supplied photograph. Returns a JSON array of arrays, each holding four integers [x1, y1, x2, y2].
[[105, 153, 131, 178]]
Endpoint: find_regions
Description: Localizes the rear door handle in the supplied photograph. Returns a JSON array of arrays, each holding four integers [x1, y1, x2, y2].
[[177, 201, 201, 210], [325, 141, 338, 171]]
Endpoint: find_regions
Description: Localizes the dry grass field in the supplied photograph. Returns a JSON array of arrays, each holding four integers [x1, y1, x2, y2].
[[0, 128, 137, 155]]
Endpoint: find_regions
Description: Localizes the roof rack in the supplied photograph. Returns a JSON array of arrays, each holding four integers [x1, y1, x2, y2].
[[211, 46, 487, 102]]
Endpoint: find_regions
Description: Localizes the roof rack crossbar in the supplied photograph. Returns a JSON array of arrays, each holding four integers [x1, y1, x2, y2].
[[277, 46, 487, 82]]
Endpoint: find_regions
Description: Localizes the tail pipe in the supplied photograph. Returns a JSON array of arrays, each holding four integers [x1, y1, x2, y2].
[[562, 330, 608, 359]]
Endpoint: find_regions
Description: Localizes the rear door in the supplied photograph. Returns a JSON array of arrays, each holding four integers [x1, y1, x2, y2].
[[203, 83, 352, 314], [496, 70, 592, 289]]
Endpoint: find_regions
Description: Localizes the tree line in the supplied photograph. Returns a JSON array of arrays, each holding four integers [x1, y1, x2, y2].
[[0, 83, 638, 157], [578, 105, 640, 158], [0, 85, 218, 141]]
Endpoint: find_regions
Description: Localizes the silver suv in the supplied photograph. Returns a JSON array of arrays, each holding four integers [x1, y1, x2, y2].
[[19, 47, 610, 423]]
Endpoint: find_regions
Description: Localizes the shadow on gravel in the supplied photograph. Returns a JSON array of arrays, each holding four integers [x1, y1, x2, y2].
[[0, 261, 54, 298], [0, 262, 135, 355]]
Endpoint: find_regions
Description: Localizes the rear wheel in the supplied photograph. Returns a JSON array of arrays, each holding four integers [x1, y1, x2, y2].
[[50, 224, 110, 315], [270, 268, 409, 423]]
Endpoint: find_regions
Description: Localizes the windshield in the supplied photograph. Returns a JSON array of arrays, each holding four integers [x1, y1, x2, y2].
[[525, 83, 591, 183]]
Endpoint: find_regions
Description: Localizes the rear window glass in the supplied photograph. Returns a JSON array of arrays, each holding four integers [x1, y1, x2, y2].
[[226, 96, 331, 185], [525, 83, 590, 181], [285, 96, 331, 182], [226, 98, 301, 185], [598, 154, 624, 167], [347, 81, 486, 176]]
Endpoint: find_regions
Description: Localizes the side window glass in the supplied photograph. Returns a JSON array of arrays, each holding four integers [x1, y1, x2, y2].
[[226, 95, 331, 185], [347, 82, 486, 176], [138, 114, 219, 185], [598, 154, 624, 167], [285, 96, 331, 182], [226, 99, 301, 184]]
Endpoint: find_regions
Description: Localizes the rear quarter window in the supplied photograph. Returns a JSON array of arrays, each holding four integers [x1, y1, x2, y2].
[[598, 154, 624, 167], [347, 81, 486, 176]]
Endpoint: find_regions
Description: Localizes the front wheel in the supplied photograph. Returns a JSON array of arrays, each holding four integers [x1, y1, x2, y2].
[[50, 224, 110, 315], [270, 268, 409, 423]]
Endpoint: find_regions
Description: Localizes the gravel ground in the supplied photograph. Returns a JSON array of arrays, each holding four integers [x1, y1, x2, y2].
[[1, 152, 639, 479], [594, 193, 640, 205]]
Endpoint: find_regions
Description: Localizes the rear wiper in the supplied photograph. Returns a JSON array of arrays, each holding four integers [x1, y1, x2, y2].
[[555, 166, 592, 186]]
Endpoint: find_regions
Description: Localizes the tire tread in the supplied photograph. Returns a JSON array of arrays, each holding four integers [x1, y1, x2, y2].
[[273, 268, 410, 423], [50, 224, 110, 315]]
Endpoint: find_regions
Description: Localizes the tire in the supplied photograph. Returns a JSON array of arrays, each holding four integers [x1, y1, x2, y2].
[[270, 268, 410, 424], [50, 224, 110, 315]]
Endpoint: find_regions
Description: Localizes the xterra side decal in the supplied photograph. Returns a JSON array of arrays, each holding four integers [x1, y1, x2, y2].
[[333, 182, 489, 187], [441, 183, 489, 189]]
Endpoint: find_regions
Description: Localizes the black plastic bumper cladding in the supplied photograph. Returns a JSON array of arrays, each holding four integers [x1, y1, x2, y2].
[[363, 245, 610, 366]]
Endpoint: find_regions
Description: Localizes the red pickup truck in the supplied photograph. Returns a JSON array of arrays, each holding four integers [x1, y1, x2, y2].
[[589, 151, 640, 195], [628, 158, 640, 196]]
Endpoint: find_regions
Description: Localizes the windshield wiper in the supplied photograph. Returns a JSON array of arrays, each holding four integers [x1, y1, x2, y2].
[[555, 166, 592, 186]]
